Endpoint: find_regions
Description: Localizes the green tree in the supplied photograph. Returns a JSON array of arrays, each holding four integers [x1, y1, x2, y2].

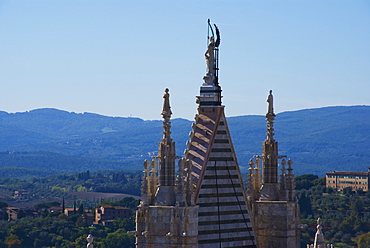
[[113, 217, 135, 231], [313, 177, 326, 186], [2, 211, 8, 221], [78, 203, 84, 215], [351, 199, 363, 213], [16, 210, 25, 219], [357, 232, 370, 248], [0, 240, 6, 248], [34, 201, 61, 210], [297, 190, 312, 216], [5, 234, 22, 248], [73, 234, 89, 247], [76, 214, 88, 228], [342, 186, 353, 196], [102, 229, 135, 248], [0, 202, 8, 209]]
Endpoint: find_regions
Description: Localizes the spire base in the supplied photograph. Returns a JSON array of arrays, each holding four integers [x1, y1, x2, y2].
[[258, 183, 280, 201], [197, 83, 222, 107], [153, 186, 176, 206]]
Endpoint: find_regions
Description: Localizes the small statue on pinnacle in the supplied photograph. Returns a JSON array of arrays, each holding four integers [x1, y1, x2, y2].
[[267, 90, 274, 115]]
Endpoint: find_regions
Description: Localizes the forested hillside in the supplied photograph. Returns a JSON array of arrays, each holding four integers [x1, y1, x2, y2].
[[0, 106, 369, 177]]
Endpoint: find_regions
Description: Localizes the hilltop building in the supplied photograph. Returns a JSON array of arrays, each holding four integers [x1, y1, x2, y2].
[[326, 169, 370, 191], [6, 207, 21, 221], [95, 205, 131, 225], [14, 190, 29, 201], [246, 91, 300, 248], [136, 89, 198, 247]]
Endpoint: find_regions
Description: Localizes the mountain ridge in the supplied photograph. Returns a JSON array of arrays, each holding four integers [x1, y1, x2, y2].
[[0, 105, 369, 177]]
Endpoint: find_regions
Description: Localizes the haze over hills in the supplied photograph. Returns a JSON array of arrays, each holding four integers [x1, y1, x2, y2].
[[0, 106, 369, 178]]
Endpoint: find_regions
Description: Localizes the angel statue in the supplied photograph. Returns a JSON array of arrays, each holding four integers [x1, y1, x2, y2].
[[204, 19, 220, 81]]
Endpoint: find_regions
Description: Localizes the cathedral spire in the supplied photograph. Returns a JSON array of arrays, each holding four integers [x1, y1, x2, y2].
[[247, 91, 301, 247], [153, 88, 178, 206], [136, 89, 199, 248], [256, 90, 285, 201]]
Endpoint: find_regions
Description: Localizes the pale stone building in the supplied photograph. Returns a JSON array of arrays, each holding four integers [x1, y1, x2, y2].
[[246, 90, 301, 248], [94, 205, 131, 225], [326, 169, 370, 191]]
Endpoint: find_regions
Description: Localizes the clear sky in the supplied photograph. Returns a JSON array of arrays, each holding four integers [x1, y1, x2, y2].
[[1, 0, 369, 120]]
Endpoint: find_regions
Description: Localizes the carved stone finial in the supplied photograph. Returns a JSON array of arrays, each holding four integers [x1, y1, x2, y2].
[[161, 88, 173, 144], [255, 158, 261, 169], [249, 159, 254, 168], [288, 158, 293, 168], [313, 217, 325, 248], [87, 234, 93, 248], [265, 90, 276, 143]]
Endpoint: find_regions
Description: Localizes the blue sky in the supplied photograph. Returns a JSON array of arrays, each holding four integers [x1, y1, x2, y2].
[[1, 0, 369, 120]]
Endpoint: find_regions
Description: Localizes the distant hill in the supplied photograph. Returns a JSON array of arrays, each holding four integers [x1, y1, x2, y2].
[[0, 106, 369, 177]]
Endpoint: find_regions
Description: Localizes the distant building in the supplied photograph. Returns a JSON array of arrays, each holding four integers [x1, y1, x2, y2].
[[326, 168, 370, 191], [64, 207, 76, 216], [95, 205, 131, 225], [14, 190, 29, 201], [6, 207, 39, 220], [6, 207, 20, 221], [49, 206, 63, 213]]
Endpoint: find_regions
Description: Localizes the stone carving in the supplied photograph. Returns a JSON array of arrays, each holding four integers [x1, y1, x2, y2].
[[162, 88, 172, 118], [86, 234, 93, 248], [205, 36, 216, 77], [267, 90, 274, 115], [313, 218, 325, 248], [204, 19, 220, 83]]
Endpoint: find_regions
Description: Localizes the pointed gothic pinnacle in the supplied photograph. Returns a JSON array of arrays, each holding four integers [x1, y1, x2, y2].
[[266, 90, 276, 142], [161, 88, 173, 144]]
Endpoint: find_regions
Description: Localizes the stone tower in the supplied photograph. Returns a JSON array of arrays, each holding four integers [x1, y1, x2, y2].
[[184, 21, 257, 248], [136, 88, 199, 248], [247, 90, 300, 248]]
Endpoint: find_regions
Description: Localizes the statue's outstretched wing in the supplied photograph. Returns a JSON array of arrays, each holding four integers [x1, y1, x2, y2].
[[214, 24, 221, 47]]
